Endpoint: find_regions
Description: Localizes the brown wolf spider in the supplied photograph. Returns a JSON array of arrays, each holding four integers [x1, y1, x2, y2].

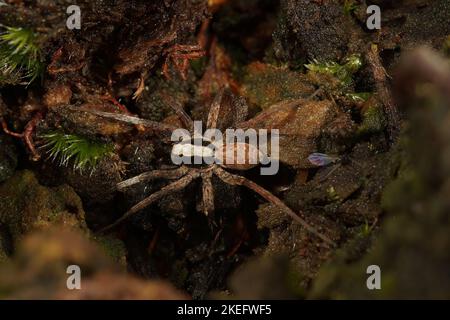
[[77, 89, 335, 247]]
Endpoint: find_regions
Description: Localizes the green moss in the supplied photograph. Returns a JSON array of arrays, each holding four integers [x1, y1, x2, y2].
[[357, 220, 373, 238], [327, 186, 341, 202], [380, 167, 424, 213], [93, 235, 127, 267], [0, 170, 88, 244], [342, 0, 359, 16], [286, 264, 308, 298], [40, 132, 115, 173], [241, 62, 316, 109], [346, 92, 371, 102], [357, 105, 386, 136], [0, 26, 43, 86], [305, 53, 363, 88]]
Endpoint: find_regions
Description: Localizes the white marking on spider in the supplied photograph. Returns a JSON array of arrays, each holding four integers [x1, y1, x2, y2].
[[171, 143, 215, 159]]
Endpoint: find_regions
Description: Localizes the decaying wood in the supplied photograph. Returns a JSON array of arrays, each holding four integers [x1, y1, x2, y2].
[[367, 44, 401, 143]]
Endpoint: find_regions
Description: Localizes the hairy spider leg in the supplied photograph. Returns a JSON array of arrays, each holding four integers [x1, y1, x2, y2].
[[206, 88, 224, 130], [213, 166, 336, 247], [117, 166, 190, 191], [98, 169, 200, 234]]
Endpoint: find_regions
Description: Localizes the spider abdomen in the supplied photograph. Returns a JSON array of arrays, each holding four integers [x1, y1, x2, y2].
[[215, 142, 264, 171]]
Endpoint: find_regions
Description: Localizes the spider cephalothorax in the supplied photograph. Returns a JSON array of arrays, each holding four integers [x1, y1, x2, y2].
[[77, 89, 336, 247]]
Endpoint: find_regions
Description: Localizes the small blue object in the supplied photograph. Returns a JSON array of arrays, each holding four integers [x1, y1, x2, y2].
[[308, 153, 339, 167]]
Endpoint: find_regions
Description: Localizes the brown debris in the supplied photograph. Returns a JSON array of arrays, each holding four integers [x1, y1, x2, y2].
[[366, 44, 401, 143], [240, 99, 355, 168], [0, 228, 186, 300]]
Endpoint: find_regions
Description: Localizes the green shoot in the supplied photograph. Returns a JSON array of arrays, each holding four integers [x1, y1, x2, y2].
[[343, 0, 359, 16], [346, 92, 372, 102], [305, 54, 363, 87], [0, 26, 43, 85], [40, 132, 115, 173]]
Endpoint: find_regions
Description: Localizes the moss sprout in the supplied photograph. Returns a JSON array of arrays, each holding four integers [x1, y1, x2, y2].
[[0, 26, 43, 86], [305, 54, 363, 87], [346, 92, 372, 102], [343, 0, 359, 16], [40, 132, 115, 173]]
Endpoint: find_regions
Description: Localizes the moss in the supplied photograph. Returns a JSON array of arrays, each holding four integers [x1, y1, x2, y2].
[[305, 54, 363, 88], [240, 62, 315, 110], [286, 263, 308, 298], [93, 235, 127, 268], [380, 166, 424, 213], [346, 92, 371, 102], [327, 186, 341, 202], [342, 0, 359, 16], [357, 220, 373, 238], [0, 26, 43, 86], [309, 52, 450, 299], [357, 105, 387, 136], [0, 170, 88, 245], [40, 132, 115, 173]]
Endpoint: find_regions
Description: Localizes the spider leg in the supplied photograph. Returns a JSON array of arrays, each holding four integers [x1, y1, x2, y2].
[[317, 163, 342, 183], [201, 170, 215, 216], [206, 88, 224, 130], [67, 106, 177, 133], [117, 166, 189, 191], [213, 167, 336, 247], [159, 92, 194, 130], [99, 170, 200, 234], [133, 72, 147, 100], [162, 55, 172, 80]]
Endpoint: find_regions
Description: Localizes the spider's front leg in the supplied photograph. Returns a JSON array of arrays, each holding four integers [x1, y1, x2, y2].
[[117, 166, 189, 191], [213, 166, 336, 247], [98, 168, 200, 234]]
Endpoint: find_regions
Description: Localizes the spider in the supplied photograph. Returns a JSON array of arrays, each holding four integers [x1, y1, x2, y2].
[[74, 89, 335, 247]]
